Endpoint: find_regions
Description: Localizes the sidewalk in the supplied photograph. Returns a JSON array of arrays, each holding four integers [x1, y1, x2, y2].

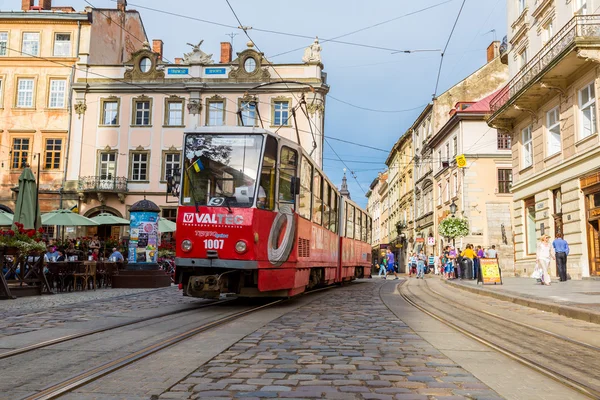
[[445, 276, 600, 324]]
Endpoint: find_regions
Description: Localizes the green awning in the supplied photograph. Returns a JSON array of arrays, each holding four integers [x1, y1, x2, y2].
[[41, 209, 99, 226], [90, 213, 130, 226], [158, 218, 176, 233], [0, 210, 14, 226]]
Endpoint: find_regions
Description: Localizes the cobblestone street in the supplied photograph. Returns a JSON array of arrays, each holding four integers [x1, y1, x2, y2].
[[158, 280, 502, 400]]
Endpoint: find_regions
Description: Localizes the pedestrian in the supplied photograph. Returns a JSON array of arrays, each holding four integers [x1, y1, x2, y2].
[[455, 247, 462, 279], [109, 247, 125, 262], [408, 253, 417, 277], [552, 233, 569, 282], [475, 245, 484, 280], [385, 247, 399, 280], [443, 246, 454, 279], [416, 250, 426, 279], [485, 245, 498, 259], [434, 253, 441, 275], [536, 235, 554, 286]]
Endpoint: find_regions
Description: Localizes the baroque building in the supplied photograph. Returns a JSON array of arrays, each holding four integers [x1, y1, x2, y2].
[[488, 0, 600, 279], [67, 36, 328, 232], [0, 0, 146, 220]]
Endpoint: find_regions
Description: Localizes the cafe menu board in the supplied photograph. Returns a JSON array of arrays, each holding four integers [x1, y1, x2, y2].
[[478, 258, 502, 285], [128, 211, 159, 264]]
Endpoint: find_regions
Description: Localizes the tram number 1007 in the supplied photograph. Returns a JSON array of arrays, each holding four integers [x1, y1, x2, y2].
[[203, 239, 225, 250]]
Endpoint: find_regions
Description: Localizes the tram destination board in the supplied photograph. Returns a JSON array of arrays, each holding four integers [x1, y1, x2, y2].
[[478, 258, 502, 285]]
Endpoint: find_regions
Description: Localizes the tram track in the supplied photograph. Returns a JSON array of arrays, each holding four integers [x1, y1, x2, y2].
[[399, 278, 600, 399], [13, 285, 337, 400], [0, 298, 232, 360]]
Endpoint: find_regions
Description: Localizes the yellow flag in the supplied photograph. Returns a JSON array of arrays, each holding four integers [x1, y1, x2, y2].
[[70, 204, 79, 214], [455, 154, 467, 168]]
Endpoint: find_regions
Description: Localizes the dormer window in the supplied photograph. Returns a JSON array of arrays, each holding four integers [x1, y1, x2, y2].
[[140, 57, 152, 73]]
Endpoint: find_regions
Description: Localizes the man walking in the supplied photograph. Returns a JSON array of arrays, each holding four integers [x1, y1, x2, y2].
[[553, 233, 569, 282], [385, 247, 399, 280]]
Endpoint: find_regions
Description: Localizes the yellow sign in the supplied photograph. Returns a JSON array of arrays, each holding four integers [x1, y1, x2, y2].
[[455, 154, 467, 168], [479, 258, 502, 285]]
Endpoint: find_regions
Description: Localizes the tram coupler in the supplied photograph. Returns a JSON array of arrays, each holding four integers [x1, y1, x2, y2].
[[186, 275, 221, 299]]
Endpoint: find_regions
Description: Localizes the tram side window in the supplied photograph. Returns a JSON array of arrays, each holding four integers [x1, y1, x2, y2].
[[331, 189, 339, 234], [312, 171, 323, 225], [278, 146, 297, 205], [367, 217, 372, 244], [361, 212, 367, 242], [355, 211, 362, 240], [346, 204, 354, 239], [258, 136, 277, 210], [323, 182, 331, 231], [299, 156, 312, 220]]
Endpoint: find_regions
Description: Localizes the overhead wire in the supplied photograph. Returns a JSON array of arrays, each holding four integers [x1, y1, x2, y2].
[[328, 96, 428, 114]]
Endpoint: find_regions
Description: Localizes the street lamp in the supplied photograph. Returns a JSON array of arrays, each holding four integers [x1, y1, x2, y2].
[[449, 201, 458, 217]]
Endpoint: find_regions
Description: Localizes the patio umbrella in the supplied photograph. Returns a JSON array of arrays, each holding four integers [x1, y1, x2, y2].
[[13, 167, 41, 230], [90, 213, 130, 226], [41, 209, 99, 226], [0, 210, 14, 226], [158, 218, 176, 233]]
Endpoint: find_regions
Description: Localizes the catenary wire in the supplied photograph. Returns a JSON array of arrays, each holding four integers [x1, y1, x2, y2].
[[328, 96, 428, 114]]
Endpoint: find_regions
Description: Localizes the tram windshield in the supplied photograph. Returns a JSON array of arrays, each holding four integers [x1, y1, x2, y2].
[[181, 134, 264, 208]]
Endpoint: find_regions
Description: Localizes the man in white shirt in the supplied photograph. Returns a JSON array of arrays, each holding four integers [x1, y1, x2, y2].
[[485, 245, 498, 258]]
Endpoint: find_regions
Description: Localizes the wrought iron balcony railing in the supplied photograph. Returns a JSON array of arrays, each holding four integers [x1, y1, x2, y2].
[[78, 176, 128, 192], [490, 15, 600, 114]]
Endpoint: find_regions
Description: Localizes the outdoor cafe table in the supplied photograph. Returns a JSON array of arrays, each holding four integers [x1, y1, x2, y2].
[[46, 261, 124, 292]]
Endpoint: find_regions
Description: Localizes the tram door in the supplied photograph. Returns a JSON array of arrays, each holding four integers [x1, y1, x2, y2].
[[277, 146, 299, 210]]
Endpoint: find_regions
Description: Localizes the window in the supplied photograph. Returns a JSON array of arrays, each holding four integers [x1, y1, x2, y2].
[[53, 33, 71, 57], [497, 169, 512, 194], [452, 173, 458, 198], [98, 152, 117, 180], [11, 138, 30, 169], [445, 143, 450, 162], [165, 100, 183, 126], [525, 197, 536, 255], [579, 83, 597, 139], [48, 79, 66, 108], [346, 204, 355, 239], [498, 131, 511, 149], [162, 152, 181, 181], [312, 171, 323, 225], [437, 183, 442, 206], [575, 0, 587, 14], [207, 100, 225, 126], [257, 137, 276, 210], [452, 136, 457, 157], [355, 211, 362, 240], [518, 0, 526, 13], [22, 32, 39, 56], [0, 32, 7, 56], [162, 208, 177, 222], [330, 188, 338, 234], [240, 101, 257, 127], [299, 156, 312, 220], [522, 125, 533, 168], [133, 98, 151, 126], [445, 177, 450, 202], [438, 150, 442, 168], [279, 146, 297, 205], [101, 99, 119, 125], [273, 100, 290, 126], [44, 138, 62, 169], [518, 48, 528, 70], [323, 182, 331, 231], [0, 78, 3, 106], [542, 20, 554, 45], [130, 152, 149, 181], [16, 78, 34, 108], [547, 107, 561, 155]]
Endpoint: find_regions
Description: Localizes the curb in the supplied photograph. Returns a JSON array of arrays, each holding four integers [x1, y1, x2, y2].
[[443, 279, 600, 325]]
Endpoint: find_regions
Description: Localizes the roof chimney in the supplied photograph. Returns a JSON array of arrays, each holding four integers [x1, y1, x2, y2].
[[117, 0, 127, 11], [152, 39, 164, 60], [39, 0, 52, 10], [220, 42, 232, 64], [21, 0, 34, 11], [175, 58, 183, 64], [487, 41, 500, 63]]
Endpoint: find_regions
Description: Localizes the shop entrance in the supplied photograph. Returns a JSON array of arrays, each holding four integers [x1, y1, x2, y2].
[[582, 171, 600, 276]]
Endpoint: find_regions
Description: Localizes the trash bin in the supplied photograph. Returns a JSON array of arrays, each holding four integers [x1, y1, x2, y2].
[[462, 258, 473, 280]]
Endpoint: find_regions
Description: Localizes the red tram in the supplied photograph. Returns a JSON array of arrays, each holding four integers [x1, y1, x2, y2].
[[174, 127, 372, 299]]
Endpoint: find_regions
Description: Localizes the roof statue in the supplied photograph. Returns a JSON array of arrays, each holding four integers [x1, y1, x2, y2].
[[302, 37, 322, 64], [184, 40, 214, 64]]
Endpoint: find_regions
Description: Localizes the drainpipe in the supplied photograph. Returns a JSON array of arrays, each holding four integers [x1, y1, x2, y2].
[[60, 21, 81, 210]]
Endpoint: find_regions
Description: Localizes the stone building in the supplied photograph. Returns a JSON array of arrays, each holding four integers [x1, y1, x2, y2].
[[66, 37, 328, 233], [0, 0, 146, 220], [488, 0, 600, 279]]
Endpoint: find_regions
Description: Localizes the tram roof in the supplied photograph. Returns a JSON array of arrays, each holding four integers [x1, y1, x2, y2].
[[183, 127, 275, 136]]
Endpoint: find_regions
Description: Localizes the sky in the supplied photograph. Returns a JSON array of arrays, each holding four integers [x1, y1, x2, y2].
[[3, 0, 507, 208]]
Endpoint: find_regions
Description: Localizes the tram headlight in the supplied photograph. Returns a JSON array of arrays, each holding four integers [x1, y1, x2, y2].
[[235, 240, 247, 254], [181, 240, 193, 252]]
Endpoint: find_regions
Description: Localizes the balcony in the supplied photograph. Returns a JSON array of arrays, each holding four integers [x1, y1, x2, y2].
[[78, 176, 128, 203], [490, 15, 600, 121]]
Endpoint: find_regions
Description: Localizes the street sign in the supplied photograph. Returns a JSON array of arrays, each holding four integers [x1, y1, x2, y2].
[[415, 237, 425, 243], [427, 237, 435, 246], [167, 68, 189, 75], [478, 258, 502, 285], [205, 67, 227, 75], [456, 154, 467, 168]]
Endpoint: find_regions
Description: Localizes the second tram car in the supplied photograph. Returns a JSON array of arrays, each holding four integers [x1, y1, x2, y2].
[[174, 127, 371, 299]]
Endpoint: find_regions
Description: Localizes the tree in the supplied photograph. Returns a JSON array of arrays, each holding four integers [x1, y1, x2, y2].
[[438, 217, 469, 242]]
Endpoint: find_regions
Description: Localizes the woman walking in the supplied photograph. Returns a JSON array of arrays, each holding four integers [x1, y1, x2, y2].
[[536, 235, 554, 286]]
